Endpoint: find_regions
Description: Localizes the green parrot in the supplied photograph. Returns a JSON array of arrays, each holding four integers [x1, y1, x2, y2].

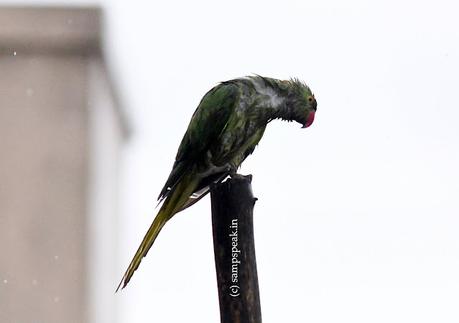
[[117, 75, 317, 291]]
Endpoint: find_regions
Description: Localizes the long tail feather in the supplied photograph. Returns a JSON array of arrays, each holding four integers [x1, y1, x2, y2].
[[116, 203, 171, 292], [116, 174, 198, 291]]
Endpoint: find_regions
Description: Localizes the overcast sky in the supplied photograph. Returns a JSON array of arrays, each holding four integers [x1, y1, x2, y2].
[[4, 0, 459, 322]]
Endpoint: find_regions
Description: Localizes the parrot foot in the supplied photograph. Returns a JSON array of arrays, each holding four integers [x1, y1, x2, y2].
[[229, 173, 252, 182], [198, 163, 233, 179]]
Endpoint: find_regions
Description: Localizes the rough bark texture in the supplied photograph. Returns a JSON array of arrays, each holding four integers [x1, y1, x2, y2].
[[211, 175, 262, 323]]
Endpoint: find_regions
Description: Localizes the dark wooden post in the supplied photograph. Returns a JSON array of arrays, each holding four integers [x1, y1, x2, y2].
[[211, 175, 262, 323]]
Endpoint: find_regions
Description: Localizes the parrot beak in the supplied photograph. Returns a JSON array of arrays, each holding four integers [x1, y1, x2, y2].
[[302, 111, 315, 128]]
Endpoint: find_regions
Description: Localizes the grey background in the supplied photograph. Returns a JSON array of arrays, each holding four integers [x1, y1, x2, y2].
[[2, 0, 459, 322]]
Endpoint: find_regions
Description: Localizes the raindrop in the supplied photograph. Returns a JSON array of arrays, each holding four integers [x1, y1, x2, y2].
[[32, 279, 38, 286], [13, 51, 17, 56], [26, 88, 34, 96], [54, 255, 59, 260], [54, 296, 60, 303], [3, 279, 7, 284]]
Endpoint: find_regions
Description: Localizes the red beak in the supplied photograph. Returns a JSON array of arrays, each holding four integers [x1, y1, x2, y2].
[[302, 111, 315, 128]]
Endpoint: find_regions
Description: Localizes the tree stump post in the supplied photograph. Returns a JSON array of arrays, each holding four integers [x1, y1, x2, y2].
[[210, 175, 262, 323]]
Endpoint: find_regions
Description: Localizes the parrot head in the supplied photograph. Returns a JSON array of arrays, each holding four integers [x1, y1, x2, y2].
[[286, 78, 317, 128]]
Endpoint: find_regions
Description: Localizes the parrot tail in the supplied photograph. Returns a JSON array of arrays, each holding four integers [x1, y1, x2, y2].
[[116, 174, 198, 292]]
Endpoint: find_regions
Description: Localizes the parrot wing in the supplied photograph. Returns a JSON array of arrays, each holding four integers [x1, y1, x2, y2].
[[157, 82, 240, 203]]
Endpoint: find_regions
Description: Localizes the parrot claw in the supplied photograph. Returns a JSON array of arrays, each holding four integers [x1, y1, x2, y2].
[[229, 173, 252, 182], [198, 163, 233, 179]]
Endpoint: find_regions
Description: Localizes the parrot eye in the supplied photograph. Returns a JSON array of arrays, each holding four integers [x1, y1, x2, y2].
[[307, 96, 313, 103]]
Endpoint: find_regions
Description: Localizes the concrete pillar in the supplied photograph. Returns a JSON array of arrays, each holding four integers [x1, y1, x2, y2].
[[0, 7, 128, 323]]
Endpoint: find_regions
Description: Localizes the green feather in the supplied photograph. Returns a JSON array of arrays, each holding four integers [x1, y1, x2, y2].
[[117, 171, 200, 291], [117, 75, 317, 290]]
